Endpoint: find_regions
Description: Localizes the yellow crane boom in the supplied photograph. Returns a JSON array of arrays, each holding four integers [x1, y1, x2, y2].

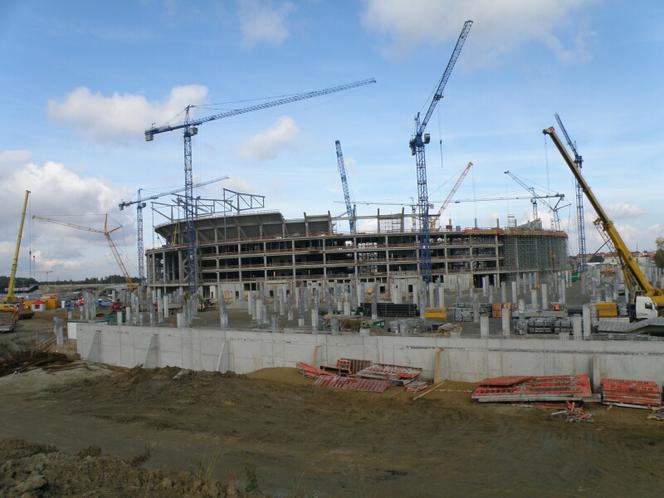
[[32, 214, 137, 290], [5, 190, 31, 303], [543, 127, 662, 301]]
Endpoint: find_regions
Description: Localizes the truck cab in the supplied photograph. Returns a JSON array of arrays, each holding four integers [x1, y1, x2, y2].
[[634, 296, 658, 320]]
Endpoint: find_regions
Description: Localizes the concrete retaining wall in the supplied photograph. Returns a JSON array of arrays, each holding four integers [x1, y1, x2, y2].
[[76, 324, 664, 387]]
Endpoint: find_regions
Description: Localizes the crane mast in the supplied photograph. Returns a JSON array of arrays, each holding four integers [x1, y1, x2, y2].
[[334, 140, 355, 233], [146, 78, 376, 295], [410, 20, 472, 284], [554, 113, 586, 270], [504, 170, 565, 230], [543, 127, 661, 299]]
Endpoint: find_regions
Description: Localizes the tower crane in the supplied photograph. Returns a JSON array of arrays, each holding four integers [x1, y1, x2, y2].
[[119, 176, 228, 287], [32, 214, 138, 290], [145, 78, 376, 295], [1, 190, 31, 312], [554, 113, 586, 270], [409, 20, 473, 284], [334, 140, 355, 233], [504, 170, 567, 230], [432, 162, 473, 229]]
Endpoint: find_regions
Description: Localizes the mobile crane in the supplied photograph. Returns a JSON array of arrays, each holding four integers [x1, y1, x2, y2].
[[1, 190, 33, 316], [544, 126, 663, 319]]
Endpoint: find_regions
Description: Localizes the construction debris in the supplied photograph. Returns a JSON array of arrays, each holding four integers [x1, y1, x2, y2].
[[0, 350, 74, 377], [472, 374, 592, 403], [647, 408, 664, 421], [601, 378, 662, 409], [551, 401, 593, 423], [298, 358, 425, 394]]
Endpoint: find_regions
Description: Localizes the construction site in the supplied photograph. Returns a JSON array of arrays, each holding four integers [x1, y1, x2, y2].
[[2, 12, 664, 498]]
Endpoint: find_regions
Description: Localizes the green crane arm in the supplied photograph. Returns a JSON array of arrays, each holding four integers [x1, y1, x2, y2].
[[543, 127, 659, 297], [6, 190, 31, 302]]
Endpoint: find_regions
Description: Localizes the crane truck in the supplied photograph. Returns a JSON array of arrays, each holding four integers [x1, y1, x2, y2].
[[1, 189, 34, 319], [544, 127, 663, 320]]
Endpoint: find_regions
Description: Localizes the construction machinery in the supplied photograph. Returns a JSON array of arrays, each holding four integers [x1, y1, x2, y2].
[[334, 140, 356, 233], [119, 176, 228, 287], [410, 20, 472, 284], [544, 126, 664, 319], [554, 113, 587, 271], [145, 78, 376, 295], [1, 190, 33, 315], [431, 161, 473, 229], [33, 214, 138, 291], [504, 170, 568, 231]]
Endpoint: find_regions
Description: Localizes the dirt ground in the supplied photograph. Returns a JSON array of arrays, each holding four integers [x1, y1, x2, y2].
[[0, 365, 663, 497]]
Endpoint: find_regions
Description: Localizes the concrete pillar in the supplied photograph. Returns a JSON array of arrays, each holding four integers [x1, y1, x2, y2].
[[591, 354, 602, 391], [500, 282, 506, 304], [270, 314, 277, 333], [371, 285, 378, 320], [116, 311, 122, 325], [518, 298, 525, 313], [311, 309, 318, 332], [163, 295, 169, 319], [511, 281, 517, 305], [473, 301, 480, 323], [530, 289, 538, 310], [482, 276, 488, 297], [541, 283, 548, 310], [343, 300, 351, 316], [428, 283, 435, 309], [256, 298, 263, 322], [488, 285, 495, 304], [501, 308, 511, 337], [331, 318, 340, 335], [125, 306, 131, 325], [176, 312, 184, 328], [437, 284, 445, 308], [572, 315, 582, 340], [582, 304, 592, 339], [559, 278, 566, 305], [480, 315, 489, 338], [53, 317, 65, 345]]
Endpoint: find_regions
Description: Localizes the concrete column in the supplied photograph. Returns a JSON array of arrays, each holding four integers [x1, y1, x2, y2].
[[125, 306, 131, 325], [53, 317, 65, 345], [501, 308, 511, 337], [116, 311, 122, 325], [518, 298, 525, 313], [530, 289, 538, 310], [163, 295, 169, 319], [176, 312, 184, 328], [480, 315, 489, 338], [437, 284, 445, 308], [473, 301, 480, 323], [500, 282, 506, 304], [256, 298, 263, 322], [482, 276, 488, 297], [428, 283, 435, 309], [511, 281, 517, 305], [331, 318, 340, 335], [371, 285, 378, 320], [488, 285, 495, 304], [343, 300, 351, 316], [582, 304, 592, 339], [559, 278, 566, 305], [572, 315, 582, 340], [311, 309, 318, 332], [541, 283, 548, 310]]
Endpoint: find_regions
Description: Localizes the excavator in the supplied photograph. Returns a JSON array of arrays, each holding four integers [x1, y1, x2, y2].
[[1, 190, 34, 318], [544, 127, 664, 320]]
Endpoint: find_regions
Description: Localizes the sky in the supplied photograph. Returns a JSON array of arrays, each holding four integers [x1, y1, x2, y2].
[[1, 0, 663, 280]]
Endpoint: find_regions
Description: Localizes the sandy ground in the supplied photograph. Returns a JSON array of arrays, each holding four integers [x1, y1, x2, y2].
[[0, 364, 663, 497]]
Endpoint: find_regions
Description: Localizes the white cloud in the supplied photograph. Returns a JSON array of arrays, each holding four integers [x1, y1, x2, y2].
[[0, 153, 135, 279], [47, 85, 208, 141], [0, 149, 32, 166], [238, 116, 299, 160], [239, 0, 294, 47], [362, 0, 591, 62], [606, 202, 645, 219]]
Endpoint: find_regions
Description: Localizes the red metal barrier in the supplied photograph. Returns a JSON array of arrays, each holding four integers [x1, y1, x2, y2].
[[472, 375, 592, 403], [601, 378, 662, 408], [315, 375, 389, 393]]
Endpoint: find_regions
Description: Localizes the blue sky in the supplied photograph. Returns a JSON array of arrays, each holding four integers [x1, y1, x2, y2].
[[1, 0, 663, 280]]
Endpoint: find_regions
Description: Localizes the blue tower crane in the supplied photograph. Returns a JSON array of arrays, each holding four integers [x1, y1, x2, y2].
[[145, 78, 376, 295], [334, 140, 355, 233], [554, 113, 586, 271], [410, 20, 472, 284]]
